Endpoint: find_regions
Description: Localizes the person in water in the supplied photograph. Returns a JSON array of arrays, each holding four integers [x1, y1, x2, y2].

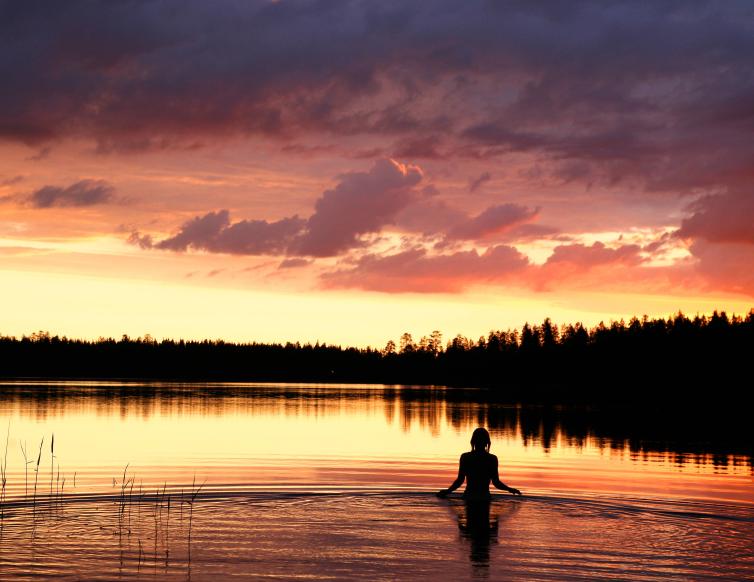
[[437, 427, 522, 498]]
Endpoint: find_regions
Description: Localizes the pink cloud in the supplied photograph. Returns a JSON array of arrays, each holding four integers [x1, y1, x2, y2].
[[144, 159, 425, 257], [688, 240, 754, 295], [531, 242, 646, 291], [394, 199, 544, 243], [320, 240, 658, 294], [447, 203, 539, 240], [154, 210, 306, 255], [545, 242, 643, 267], [468, 172, 492, 193], [13, 180, 116, 208], [292, 159, 424, 256], [278, 258, 312, 269], [394, 200, 467, 236], [677, 190, 754, 245], [321, 245, 530, 293]]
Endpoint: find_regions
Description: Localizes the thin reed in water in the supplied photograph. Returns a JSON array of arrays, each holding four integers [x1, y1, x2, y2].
[[20, 441, 29, 499], [32, 437, 43, 516], [49, 433, 54, 499], [1, 423, 9, 523]]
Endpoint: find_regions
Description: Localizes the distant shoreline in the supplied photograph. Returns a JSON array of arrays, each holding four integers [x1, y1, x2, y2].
[[1, 310, 751, 403]]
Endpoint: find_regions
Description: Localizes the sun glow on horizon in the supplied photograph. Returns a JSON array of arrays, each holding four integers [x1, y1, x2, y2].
[[1, 267, 750, 348]]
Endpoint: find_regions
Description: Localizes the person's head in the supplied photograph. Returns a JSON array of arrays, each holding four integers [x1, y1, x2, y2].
[[470, 427, 491, 452]]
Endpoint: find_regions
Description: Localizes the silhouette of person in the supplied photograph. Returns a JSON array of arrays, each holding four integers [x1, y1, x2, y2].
[[437, 428, 522, 499]]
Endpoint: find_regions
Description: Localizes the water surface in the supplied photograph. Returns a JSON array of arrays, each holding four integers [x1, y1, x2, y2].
[[0, 381, 751, 580]]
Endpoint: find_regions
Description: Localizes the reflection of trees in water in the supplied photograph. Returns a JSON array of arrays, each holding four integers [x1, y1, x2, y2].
[[392, 390, 753, 471], [0, 383, 750, 471]]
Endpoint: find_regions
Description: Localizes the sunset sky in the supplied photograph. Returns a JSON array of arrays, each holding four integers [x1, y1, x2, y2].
[[1, 1, 753, 346]]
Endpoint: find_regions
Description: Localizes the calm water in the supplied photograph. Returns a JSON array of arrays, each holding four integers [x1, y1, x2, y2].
[[0, 381, 752, 580]]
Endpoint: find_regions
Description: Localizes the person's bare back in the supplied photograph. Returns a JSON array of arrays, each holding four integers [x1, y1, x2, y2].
[[437, 428, 521, 498]]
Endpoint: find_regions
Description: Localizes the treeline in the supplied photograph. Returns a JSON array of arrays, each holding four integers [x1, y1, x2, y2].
[[1, 310, 752, 402]]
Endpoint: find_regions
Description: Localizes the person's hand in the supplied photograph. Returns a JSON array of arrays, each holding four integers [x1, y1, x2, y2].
[[436, 489, 450, 498], [508, 487, 522, 496]]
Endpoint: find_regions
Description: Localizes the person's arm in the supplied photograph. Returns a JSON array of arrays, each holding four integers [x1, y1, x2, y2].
[[437, 455, 466, 497], [491, 455, 522, 496]]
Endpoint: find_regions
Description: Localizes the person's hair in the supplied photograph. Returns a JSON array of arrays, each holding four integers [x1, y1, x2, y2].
[[470, 427, 491, 452]]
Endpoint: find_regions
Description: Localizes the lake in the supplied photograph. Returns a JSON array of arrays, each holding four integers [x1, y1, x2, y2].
[[0, 381, 752, 580]]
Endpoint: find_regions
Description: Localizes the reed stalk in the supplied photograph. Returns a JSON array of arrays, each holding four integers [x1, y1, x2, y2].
[[49, 433, 54, 500], [119, 464, 130, 519], [0, 424, 9, 523], [128, 478, 134, 531], [32, 437, 43, 516], [20, 441, 29, 499], [164, 492, 171, 568], [154, 487, 159, 571], [187, 475, 205, 552]]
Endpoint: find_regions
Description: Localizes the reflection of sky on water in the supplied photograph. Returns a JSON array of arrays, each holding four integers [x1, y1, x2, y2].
[[2, 492, 752, 581], [0, 382, 751, 504]]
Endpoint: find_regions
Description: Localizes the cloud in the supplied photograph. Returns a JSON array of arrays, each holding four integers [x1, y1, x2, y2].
[[148, 159, 424, 257], [293, 159, 424, 256], [155, 210, 306, 255], [544, 242, 644, 267], [394, 200, 468, 235], [3, 0, 754, 202], [27, 147, 52, 161], [502, 223, 561, 242], [26, 180, 115, 208], [278, 258, 312, 269], [393, 198, 542, 243], [148, 160, 540, 258], [670, 189, 754, 294], [468, 172, 491, 193], [127, 231, 154, 249], [321, 245, 530, 293], [527, 241, 647, 291], [676, 190, 754, 245], [447, 203, 539, 240], [687, 240, 754, 295], [0, 175, 24, 186], [318, 239, 691, 295], [392, 136, 446, 160]]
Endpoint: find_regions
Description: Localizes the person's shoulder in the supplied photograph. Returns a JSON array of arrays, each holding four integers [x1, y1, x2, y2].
[[488, 452, 499, 462], [460, 451, 472, 460]]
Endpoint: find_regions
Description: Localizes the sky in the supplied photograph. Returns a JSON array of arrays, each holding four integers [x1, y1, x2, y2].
[[1, 0, 753, 347]]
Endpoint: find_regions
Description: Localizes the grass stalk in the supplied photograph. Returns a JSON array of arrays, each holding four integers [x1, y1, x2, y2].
[[49, 433, 54, 500], [32, 437, 44, 517], [164, 492, 171, 568], [20, 441, 29, 499], [187, 475, 205, 552], [119, 464, 130, 520], [128, 477, 134, 531], [0, 423, 9, 523]]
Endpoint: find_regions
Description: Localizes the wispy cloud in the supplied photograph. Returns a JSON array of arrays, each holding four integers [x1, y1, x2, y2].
[[468, 172, 491, 193], [27, 180, 115, 208]]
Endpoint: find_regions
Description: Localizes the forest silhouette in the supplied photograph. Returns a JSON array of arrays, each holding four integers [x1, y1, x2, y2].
[[1, 310, 752, 404]]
